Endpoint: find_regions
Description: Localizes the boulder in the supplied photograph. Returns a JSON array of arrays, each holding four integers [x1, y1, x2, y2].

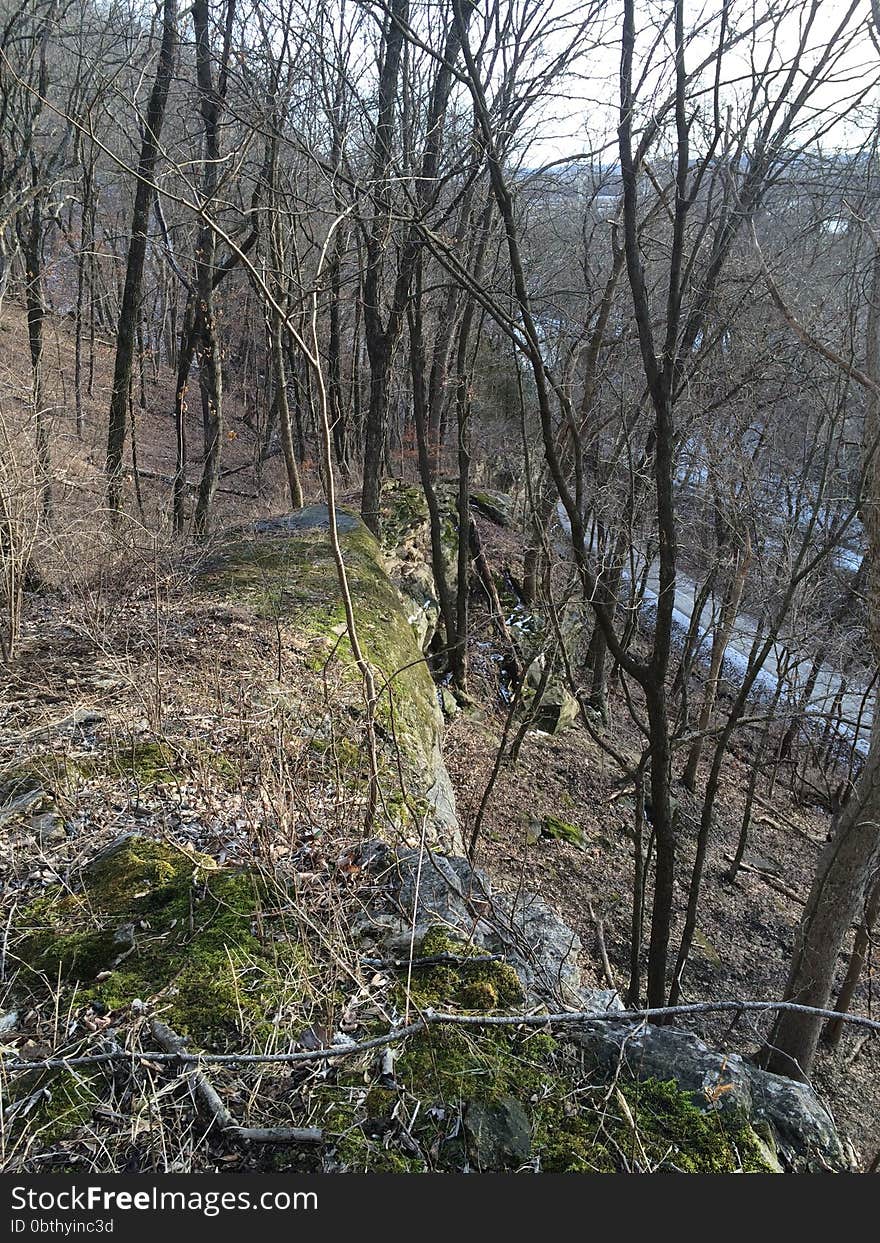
[[470, 490, 515, 528], [464, 1096, 532, 1169], [355, 840, 583, 1004], [569, 1020, 854, 1172], [15, 834, 309, 1051], [522, 651, 579, 735]]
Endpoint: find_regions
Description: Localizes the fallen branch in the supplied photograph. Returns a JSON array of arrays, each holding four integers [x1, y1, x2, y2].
[[360, 953, 503, 969], [3, 998, 879, 1074], [131, 468, 258, 501], [723, 855, 804, 904], [588, 902, 617, 992], [149, 1019, 322, 1145]]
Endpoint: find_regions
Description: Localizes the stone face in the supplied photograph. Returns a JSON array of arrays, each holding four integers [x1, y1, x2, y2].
[[0, 773, 49, 826], [569, 1020, 853, 1172], [523, 656, 579, 735], [377, 479, 459, 657], [464, 1096, 532, 1169], [491, 889, 583, 999], [253, 506, 360, 536], [746, 1068, 853, 1173], [470, 490, 515, 528]]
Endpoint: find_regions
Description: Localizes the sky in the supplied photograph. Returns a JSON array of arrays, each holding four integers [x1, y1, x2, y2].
[[513, 0, 878, 166]]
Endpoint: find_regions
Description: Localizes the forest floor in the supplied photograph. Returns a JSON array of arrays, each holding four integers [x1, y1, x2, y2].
[[1, 301, 877, 1169]]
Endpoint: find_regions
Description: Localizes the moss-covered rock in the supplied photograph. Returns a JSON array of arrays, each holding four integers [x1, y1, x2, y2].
[[314, 920, 776, 1173], [470, 490, 515, 528], [377, 479, 459, 657], [538, 815, 584, 848], [193, 505, 459, 848], [9, 838, 779, 1173], [16, 835, 310, 1050], [338, 1020, 776, 1172], [399, 926, 525, 1012]]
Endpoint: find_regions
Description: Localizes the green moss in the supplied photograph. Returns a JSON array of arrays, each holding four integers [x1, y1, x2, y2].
[[314, 925, 777, 1173], [541, 815, 584, 847], [538, 1077, 777, 1173], [100, 739, 239, 788], [16, 837, 309, 1051], [105, 741, 175, 784], [321, 1095, 421, 1172], [2, 741, 238, 813], [12, 1067, 106, 1148], [401, 927, 524, 1012], [0, 756, 90, 804], [624, 1078, 776, 1172], [470, 491, 514, 528]]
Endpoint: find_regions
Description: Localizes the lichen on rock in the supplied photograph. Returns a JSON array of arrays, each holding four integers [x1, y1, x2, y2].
[[192, 504, 459, 849]]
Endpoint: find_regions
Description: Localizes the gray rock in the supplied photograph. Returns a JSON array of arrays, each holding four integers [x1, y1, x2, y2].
[[469, 491, 515, 528], [491, 889, 582, 999], [253, 505, 359, 536], [423, 741, 460, 842], [568, 1020, 852, 1172], [439, 687, 459, 718], [355, 842, 854, 1169], [355, 842, 582, 1003], [578, 988, 624, 1015], [746, 1067, 854, 1173], [28, 811, 66, 844], [523, 659, 579, 735], [396, 563, 441, 653], [0, 774, 47, 826], [464, 1096, 532, 1169], [0, 1010, 19, 1035]]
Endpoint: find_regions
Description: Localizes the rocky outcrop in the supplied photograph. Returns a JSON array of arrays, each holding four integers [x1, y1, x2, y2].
[[194, 504, 460, 850], [377, 480, 458, 655], [355, 839, 854, 1173], [7, 830, 849, 1173]]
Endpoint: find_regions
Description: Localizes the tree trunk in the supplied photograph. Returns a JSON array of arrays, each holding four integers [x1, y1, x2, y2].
[[21, 193, 51, 522], [823, 871, 880, 1049], [761, 725, 880, 1079], [106, 0, 177, 519], [192, 0, 229, 537], [763, 246, 880, 1079]]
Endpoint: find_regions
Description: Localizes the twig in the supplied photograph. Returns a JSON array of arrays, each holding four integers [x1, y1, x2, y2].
[[149, 1019, 322, 1144], [589, 902, 617, 992], [149, 1018, 237, 1129], [4, 998, 879, 1073], [723, 855, 804, 904], [361, 953, 503, 969]]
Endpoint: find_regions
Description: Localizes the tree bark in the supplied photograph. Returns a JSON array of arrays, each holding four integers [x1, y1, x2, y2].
[[106, 0, 177, 520]]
